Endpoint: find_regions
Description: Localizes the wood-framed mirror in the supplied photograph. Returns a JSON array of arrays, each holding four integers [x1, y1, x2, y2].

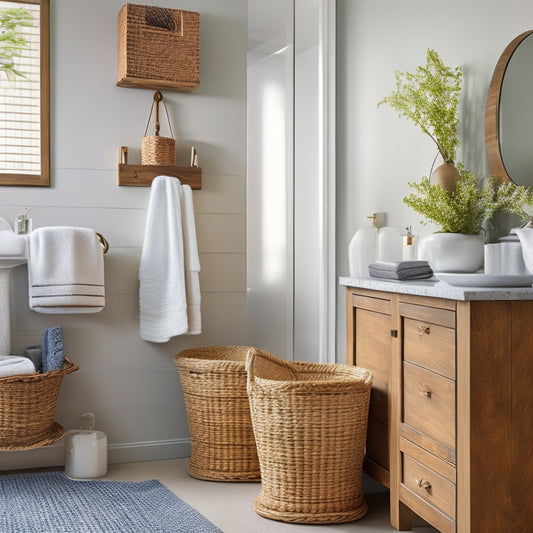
[[486, 30, 533, 186], [0, 0, 49, 186]]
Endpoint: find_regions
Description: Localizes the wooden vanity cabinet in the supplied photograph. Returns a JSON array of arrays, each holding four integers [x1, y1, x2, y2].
[[346, 286, 533, 533]]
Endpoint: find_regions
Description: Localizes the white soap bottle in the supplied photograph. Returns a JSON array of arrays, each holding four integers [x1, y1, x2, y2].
[[348, 226, 378, 277]]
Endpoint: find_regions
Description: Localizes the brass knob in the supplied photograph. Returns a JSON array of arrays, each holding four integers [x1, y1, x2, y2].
[[415, 477, 431, 490], [421, 389, 432, 398], [418, 325, 431, 335]]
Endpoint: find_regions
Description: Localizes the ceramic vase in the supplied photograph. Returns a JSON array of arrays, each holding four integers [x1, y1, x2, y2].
[[430, 161, 460, 191], [418, 232, 484, 273], [348, 226, 403, 277], [512, 227, 533, 274]]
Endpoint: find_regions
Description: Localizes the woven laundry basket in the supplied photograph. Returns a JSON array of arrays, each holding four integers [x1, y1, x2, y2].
[[175, 346, 261, 481], [246, 348, 372, 524], [0, 358, 78, 450]]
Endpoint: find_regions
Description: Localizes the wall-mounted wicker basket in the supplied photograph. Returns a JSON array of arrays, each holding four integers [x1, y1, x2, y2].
[[117, 3, 200, 91]]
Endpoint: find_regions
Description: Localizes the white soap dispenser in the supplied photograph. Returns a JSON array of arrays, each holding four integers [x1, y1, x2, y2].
[[348, 223, 378, 277]]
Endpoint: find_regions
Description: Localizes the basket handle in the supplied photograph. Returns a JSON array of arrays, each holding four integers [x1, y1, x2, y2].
[[144, 91, 174, 139], [145, 7, 184, 36], [245, 348, 257, 391]]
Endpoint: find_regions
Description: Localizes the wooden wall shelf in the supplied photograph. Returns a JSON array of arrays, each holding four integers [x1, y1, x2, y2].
[[117, 147, 201, 188]]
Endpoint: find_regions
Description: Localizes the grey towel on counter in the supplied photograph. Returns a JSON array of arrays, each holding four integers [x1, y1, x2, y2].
[[368, 261, 433, 280]]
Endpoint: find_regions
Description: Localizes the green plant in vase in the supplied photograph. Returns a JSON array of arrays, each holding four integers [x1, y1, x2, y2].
[[403, 166, 533, 234], [403, 167, 533, 272], [378, 49, 463, 190]]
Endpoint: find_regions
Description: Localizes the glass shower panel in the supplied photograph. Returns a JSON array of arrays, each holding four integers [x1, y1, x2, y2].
[[247, 0, 294, 358]]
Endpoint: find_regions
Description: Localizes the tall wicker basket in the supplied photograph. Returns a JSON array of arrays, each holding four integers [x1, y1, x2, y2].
[[175, 346, 261, 482], [0, 358, 78, 450], [246, 348, 372, 524]]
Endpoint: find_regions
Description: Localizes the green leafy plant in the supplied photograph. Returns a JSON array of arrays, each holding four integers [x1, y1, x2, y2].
[[378, 49, 463, 163], [403, 166, 533, 235], [0, 7, 33, 81]]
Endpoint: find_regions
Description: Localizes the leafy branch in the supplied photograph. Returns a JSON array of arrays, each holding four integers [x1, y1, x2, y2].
[[378, 49, 463, 163], [0, 7, 33, 81]]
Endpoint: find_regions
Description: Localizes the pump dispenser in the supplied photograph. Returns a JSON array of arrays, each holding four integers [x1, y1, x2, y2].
[[15, 207, 32, 235]]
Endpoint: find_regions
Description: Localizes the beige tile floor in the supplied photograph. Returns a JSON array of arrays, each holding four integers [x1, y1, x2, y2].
[[102, 458, 439, 533]]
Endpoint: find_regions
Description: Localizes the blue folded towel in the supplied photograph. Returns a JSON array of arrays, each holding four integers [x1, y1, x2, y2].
[[42, 326, 64, 373], [23, 345, 43, 373]]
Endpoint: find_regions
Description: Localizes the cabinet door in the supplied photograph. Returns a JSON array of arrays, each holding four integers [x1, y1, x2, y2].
[[349, 290, 394, 487]]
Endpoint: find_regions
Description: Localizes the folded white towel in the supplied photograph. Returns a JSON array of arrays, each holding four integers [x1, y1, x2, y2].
[[28, 227, 105, 314], [0, 355, 36, 378], [140, 176, 188, 342], [179, 184, 201, 335]]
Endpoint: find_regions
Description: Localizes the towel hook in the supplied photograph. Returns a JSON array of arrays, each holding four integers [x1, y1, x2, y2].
[[96, 233, 109, 254]]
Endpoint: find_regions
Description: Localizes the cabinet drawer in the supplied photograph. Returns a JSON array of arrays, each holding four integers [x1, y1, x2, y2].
[[403, 317, 455, 379], [403, 362, 455, 451], [402, 453, 456, 520]]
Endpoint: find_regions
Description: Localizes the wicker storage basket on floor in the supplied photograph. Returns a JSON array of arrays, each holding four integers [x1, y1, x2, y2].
[[175, 346, 261, 482], [246, 348, 372, 524], [0, 358, 78, 451]]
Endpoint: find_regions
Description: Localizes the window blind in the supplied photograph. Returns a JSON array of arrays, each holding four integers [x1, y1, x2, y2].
[[0, 1, 41, 175]]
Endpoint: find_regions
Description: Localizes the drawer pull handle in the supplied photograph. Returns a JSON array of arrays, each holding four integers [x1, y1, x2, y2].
[[421, 389, 432, 398], [415, 477, 432, 490], [418, 325, 431, 335]]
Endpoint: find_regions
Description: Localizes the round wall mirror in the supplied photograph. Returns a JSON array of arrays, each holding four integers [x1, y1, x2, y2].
[[486, 30, 533, 186]]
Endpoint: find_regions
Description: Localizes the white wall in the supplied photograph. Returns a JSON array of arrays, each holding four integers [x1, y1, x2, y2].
[[1, 0, 247, 469], [335, 0, 533, 361]]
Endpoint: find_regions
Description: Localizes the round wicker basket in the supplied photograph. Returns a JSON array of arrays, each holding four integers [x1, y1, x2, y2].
[[0, 358, 78, 450]]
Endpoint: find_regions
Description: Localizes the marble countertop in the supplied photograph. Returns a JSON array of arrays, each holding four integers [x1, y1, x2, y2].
[[339, 276, 533, 301]]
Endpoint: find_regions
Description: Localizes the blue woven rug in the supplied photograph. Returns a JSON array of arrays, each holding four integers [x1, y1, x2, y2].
[[0, 471, 222, 533]]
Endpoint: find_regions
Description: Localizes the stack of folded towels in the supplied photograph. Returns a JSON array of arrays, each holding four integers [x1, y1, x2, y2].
[[368, 260, 433, 281], [0, 326, 65, 378]]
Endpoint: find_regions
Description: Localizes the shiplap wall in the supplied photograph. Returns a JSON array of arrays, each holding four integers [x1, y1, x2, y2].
[[0, 0, 247, 469]]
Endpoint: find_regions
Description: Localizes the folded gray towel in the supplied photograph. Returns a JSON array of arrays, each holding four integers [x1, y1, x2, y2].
[[368, 261, 433, 281], [23, 345, 43, 373]]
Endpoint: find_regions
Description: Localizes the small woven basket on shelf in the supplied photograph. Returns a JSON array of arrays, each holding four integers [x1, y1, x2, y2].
[[174, 346, 261, 482], [246, 348, 372, 524], [141, 91, 176, 166], [0, 357, 78, 451], [141, 135, 175, 166]]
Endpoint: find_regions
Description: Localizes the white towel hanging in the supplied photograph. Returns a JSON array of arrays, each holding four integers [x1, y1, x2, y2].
[[140, 176, 187, 341], [179, 184, 201, 335]]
